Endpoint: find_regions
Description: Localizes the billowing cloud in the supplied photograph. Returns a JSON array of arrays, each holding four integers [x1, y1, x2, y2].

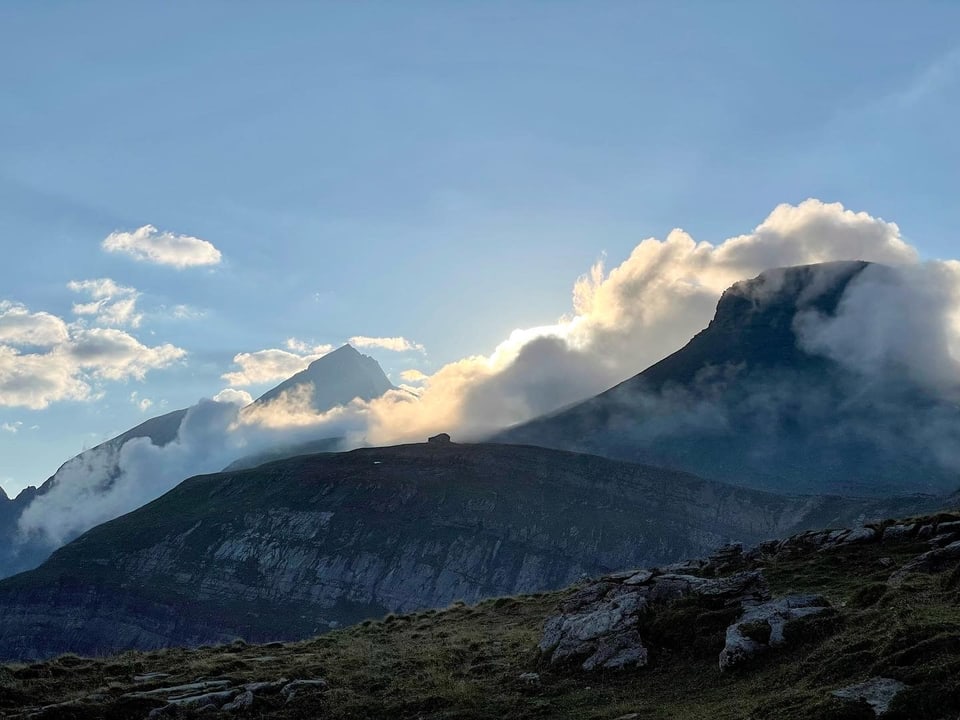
[[0, 302, 69, 347], [222, 343, 334, 386], [68, 278, 142, 328], [353, 199, 922, 443], [102, 225, 222, 268], [349, 336, 426, 353], [212, 388, 253, 406], [0, 303, 186, 410]]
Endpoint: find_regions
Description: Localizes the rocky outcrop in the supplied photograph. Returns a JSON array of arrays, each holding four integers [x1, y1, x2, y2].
[[719, 594, 832, 671], [539, 565, 767, 671]]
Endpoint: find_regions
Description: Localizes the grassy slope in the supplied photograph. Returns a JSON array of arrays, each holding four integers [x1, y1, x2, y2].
[[2, 515, 960, 720]]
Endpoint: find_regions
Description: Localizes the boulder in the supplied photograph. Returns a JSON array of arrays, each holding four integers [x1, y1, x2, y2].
[[719, 594, 832, 671], [539, 569, 766, 671], [427, 432, 451, 445]]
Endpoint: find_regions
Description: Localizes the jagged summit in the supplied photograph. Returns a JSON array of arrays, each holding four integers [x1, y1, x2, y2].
[[254, 343, 395, 411]]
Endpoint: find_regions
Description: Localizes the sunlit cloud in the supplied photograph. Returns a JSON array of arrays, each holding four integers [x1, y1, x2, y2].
[[68, 278, 142, 328], [349, 335, 426, 353], [102, 224, 222, 268]]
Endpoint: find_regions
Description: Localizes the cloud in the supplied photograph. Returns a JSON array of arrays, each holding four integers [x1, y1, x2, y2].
[[212, 388, 253, 406], [129, 391, 153, 413], [1, 421, 22, 433], [0, 302, 69, 347], [400, 369, 429, 383], [102, 224, 222, 268], [0, 303, 186, 410], [352, 199, 921, 443], [348, 336, 426, 353], [284, 338, 334, 355], [222, 344, 334, 387], [16, 198, 955, 554], [68, 278, 142, 328]]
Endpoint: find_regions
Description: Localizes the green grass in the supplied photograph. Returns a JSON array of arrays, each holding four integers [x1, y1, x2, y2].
[[3, 518, 960, 719]]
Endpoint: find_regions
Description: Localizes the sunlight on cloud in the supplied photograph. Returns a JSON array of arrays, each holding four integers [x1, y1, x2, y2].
[[349, 336, 426, 353], [0, 302, 186, 409], [68, 278, 142, 328], [223, 345, 334, 386], [102, 224, 222, 268]]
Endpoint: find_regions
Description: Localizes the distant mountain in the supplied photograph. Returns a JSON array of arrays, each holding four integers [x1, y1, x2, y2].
[[496, 262, 960, 496], [0, 441, 941, 661], [0, 407, 189, 578], [254, 344, 395, 411], [0, 344, 395, 579]]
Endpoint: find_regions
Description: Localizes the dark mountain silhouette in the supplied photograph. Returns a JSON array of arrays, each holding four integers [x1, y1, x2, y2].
[[496, 261, 960, 496]]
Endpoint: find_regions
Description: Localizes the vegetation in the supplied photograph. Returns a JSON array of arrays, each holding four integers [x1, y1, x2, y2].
[[2, 515, 960, 719]]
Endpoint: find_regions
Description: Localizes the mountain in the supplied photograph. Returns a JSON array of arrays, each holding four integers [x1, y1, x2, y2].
[[0, 441, 942, 661], [6, 508, 960, 719], [0, 407, 189, 578], [0, 344, 394, 579], [253, 343, 394, 411], [496, 261, 960, 496]]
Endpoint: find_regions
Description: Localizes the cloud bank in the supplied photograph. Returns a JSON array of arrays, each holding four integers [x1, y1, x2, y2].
[[102, 224, 222, 268], [0, 301, 185, 410], [348, 336, 426, 353]]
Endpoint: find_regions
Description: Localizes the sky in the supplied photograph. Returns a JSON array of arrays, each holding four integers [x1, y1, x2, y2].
[[1, 1, 959, 496]]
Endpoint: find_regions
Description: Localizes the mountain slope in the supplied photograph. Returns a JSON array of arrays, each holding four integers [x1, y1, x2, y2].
[[253, 344, 394, 411], [0, 407, 189, 578], [497, 261, 960, 496], [0, 345, 395, 579], [0, 442, 943, 661], [5, 509, 960, 720]]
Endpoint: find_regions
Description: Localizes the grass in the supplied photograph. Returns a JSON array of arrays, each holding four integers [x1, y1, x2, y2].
[[2, 518, 960, 719]]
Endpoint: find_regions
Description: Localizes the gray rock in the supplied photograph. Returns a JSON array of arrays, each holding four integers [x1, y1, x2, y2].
[[881, 524, 914, 541], [719, 594, 831, 671], [889, 540, 960, 584], [222, 690, 254, 712], [832, 677, 907, 716], [541, 569, 766, 671], [518, 672, 540, 685]]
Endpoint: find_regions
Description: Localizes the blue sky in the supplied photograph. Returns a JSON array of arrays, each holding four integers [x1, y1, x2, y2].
[[1, 1, 959, 495]]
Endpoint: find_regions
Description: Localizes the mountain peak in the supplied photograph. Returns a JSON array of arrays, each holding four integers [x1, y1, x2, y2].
[[255, 343, 395, 411]]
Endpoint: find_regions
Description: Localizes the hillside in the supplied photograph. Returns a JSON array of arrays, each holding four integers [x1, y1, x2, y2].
[[496, 262, 960, 497], [0, 344, 394, 579], [3, 510, 959, 719], [0, 442, 942, 662]]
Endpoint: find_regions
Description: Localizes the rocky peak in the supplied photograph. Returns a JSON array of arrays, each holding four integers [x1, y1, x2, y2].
[[254, 344, 395, 412]]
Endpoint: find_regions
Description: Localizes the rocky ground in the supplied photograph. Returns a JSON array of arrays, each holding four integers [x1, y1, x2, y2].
[[2, 511, 960, 719]]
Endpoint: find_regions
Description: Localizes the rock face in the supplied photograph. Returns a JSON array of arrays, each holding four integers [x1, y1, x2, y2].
[[539, 568, 767, 671], [719, 594, 832, 671], [496, 261, 960, 496], [0, 443, 920, 662]]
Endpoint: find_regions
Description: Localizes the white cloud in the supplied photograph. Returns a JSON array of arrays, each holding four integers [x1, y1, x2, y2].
[[285, 338, 334, 355], [349, 336, 426, 353], [400, 369, 429, 383], [0, 303, 186, 410], [171, 304, 205, 320], [222, 345, 333, 387], [68, 278, 142, 328], [0, 302, 69, 347], [350, 199, 921, 444], [129, 391, 153, 413], [102, 224, 222, 269], [1, 421, 22, 433], [212, 388, 253, 406]]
